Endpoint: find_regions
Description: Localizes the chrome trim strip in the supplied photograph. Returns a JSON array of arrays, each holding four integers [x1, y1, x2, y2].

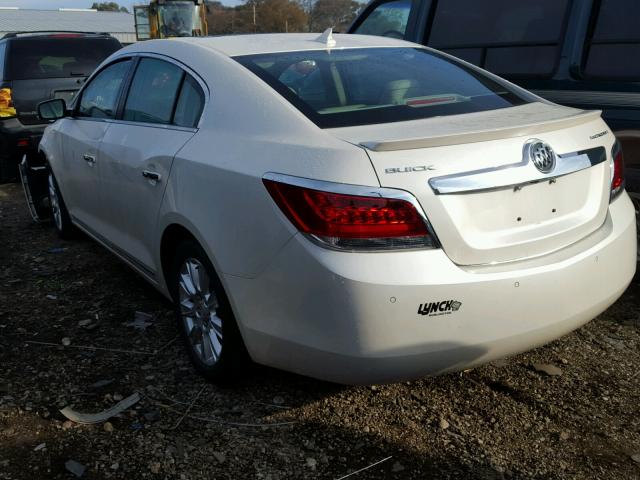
[[429, 146, 606, 195], [262, 172, 441, 249]]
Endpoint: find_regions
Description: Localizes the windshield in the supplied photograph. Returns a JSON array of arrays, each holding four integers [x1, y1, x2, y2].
[[235, 47, 532, 128], [158, 2, 200, 38]]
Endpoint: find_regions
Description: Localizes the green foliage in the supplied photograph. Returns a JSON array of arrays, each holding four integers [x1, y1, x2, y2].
[[91, 2, 129, 13]]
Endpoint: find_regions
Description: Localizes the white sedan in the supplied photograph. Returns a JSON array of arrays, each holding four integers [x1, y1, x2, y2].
[[29, 32, 636, 384]]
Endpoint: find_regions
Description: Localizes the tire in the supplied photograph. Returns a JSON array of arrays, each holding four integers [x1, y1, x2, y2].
[[171, 239, 248, 382], [48, 172, 74, 239]]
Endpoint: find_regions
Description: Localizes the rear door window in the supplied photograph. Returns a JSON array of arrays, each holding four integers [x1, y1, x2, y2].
[[78, 60, 132, 119], [427, 0, 570, 78], [123, 58, 184, 125], [584, 0, 640, 80], [7, 37, 121, 80], [173, 75, 205, 128], [353, 0, 413, 39]]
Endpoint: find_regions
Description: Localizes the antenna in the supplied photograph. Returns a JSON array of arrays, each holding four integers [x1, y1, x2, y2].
[[315, 28, 336, 48]]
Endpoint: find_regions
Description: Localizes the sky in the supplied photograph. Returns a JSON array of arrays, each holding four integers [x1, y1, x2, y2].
[[0, 0, 243, 10]]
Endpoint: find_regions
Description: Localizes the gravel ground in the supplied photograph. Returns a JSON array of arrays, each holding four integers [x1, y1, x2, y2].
[[1, 182, 640, 480]]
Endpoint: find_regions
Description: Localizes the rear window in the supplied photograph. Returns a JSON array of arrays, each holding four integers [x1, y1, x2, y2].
[[7, 37, 120, 80], [235, 47, 531, 129]]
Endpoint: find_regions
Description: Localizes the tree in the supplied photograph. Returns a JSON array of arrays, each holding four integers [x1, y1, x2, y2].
[[236, 0, 308, 33], [91, 2, 129, 13], [310, 0, 361, 32]]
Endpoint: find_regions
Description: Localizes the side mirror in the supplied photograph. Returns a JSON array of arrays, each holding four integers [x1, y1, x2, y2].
[[38, 99, 68, 121]]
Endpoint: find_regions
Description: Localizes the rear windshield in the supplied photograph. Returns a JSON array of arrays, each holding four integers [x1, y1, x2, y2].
[[7, 37, 121, 80], [235, 47, 531, 128]]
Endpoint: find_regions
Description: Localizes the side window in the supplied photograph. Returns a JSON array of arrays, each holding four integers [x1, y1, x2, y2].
[[353, 0, 412, 39], [123, 58, 184, 125], [584, 0, 640, 80], [173, 75, 205, 128], [78, 60, 132, 119], [428, 0, 570, 77], [0, 42, 5, 80]]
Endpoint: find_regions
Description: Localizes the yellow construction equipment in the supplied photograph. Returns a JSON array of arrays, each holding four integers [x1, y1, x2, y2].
[[134, 0, 208, 40]]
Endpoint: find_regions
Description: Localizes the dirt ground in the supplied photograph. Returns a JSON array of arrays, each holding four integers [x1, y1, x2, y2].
[[1, 181, 640, 480]]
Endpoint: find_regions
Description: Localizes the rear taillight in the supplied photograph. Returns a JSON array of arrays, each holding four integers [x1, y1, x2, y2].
[[263, 175, 436, 251], [0, 88, 16, 118], [610, 140, 625, 200]]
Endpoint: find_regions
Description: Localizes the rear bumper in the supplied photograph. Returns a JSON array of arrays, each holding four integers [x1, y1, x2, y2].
[[224, 193, 637, 385]]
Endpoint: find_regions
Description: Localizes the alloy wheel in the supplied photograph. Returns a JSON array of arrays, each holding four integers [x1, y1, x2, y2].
[[178, 258, 223, 366]]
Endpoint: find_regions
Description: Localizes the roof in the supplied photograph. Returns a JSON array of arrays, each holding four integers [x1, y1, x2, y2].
[[0, 9, 135, 34], [172, 33, 419, 57]]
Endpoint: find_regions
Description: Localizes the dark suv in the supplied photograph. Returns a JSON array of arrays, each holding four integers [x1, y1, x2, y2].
[[0, 32, 122, 182], [349, 0, 640, 211]]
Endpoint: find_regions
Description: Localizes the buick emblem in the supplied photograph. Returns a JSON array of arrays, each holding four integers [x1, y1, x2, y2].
[[525, 140, 556, 173]]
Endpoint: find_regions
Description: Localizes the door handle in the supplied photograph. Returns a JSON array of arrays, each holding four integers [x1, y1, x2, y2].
[[142, 170, 162, 182], [83, 154, 96, 165]]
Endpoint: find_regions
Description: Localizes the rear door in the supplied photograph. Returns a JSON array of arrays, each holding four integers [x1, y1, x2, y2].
[[98, 56, 204, 274], [56, 59, 133, 234], [7, 36, 121, 126]]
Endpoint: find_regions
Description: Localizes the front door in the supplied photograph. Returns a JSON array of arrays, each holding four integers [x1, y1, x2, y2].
[[56, 59, 133, 236]]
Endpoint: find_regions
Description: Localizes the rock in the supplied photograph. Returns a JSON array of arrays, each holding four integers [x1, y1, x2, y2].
[[89, 379, 114, 390], [559, 431, 570, 441], [46, 294, 57, 300], [61, 337, 71, 346], [110, 462, 119, 470], [103, 422, 114, 433], [78, 319, 92, 327], [65, 460, 86, 478], [150, 462, 161, 474], [62, 420, 74, 430], [439, 418, 450, 430], [33, 443, 46, 451], [305, 457, 317, 470], [532, 363, 562, 376], [631, 454, 640, 464], [212, 451, 226, 464], [273, 395, 285, 405], [112, 393, 123, 402], [363, 426, 371, 433], [392, 461, 405, 472]]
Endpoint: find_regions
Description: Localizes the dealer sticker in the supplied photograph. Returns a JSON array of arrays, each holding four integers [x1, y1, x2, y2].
[[418, 300, 462, 317]]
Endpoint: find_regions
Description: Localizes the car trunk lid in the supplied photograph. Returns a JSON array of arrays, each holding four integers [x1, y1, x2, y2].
[[6, 36, 121, 125], [330, 102, 613, 266]]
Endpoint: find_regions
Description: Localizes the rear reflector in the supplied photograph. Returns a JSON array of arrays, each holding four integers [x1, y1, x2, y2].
[[263, 177, 435, 251], [611, 140, 624, 200], [17, 139, 29, 147], [0, 88, 16, 118]]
